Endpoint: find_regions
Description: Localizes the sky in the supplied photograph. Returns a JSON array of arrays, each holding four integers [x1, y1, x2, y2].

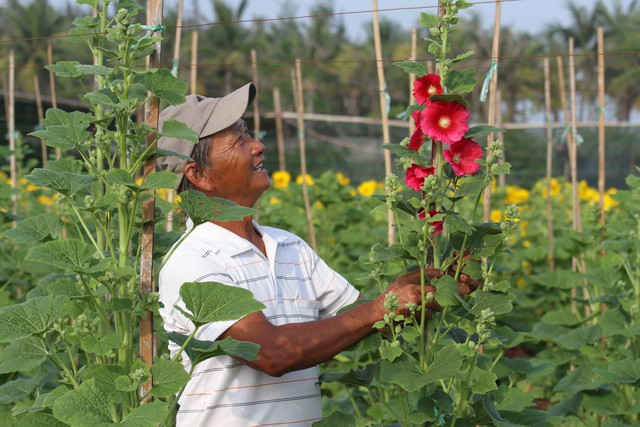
[[57, 0, 634, 40]]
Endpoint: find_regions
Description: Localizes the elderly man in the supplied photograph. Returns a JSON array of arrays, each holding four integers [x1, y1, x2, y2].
[[156, 83, 472, 426]]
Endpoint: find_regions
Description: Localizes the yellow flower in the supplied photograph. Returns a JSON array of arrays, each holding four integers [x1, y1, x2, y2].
[[547, 178, 561, 197], [521, 260, 532, 275], [295, 174, 314, 186], [578, 180, 599, 205], [336, 172, 350, 186], [505, 186, 530, 205], [269, 197, 281, 205], [490, 209, 502, 223], [314, 200, 324, 209], [175, 195, 182, 204], [520, 220, 528, 237], [604, 188, 619, 211], [517, 278, 526, 288], [350, 189, 357, 197], [38, 195, 53, 206], [523, 240, 531, 248], [357, 180, 378, 197], [272, 171, 291, 189], [376, 182, 385, 190]]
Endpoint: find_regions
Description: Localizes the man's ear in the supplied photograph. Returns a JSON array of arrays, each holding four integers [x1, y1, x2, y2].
[[183, 163, 215, 192]]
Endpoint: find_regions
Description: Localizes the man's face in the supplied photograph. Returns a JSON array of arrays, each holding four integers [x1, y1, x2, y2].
[[200, 119, 270, 207]]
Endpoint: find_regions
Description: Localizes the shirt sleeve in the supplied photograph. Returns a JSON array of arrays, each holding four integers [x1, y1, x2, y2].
[[306, 247, 360, 319]]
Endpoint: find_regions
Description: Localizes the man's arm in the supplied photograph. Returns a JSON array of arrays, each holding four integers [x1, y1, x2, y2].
[[219, 268, 442, 377]]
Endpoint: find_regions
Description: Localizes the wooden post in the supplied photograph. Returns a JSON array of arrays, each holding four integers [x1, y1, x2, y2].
[[408, 28, 417, 135], [33, 75, 47, 168], [47, 41, 60, 159], [543, 58, 555, 272], [496, 89, 505, 186], [8, 49, 17, 223], [371, 0, 394, 246], [556, 56, 572, 180], [190, 31, 198, 94], [482, 0, 501, 223], [273, 87, 286, 172], [171, 0, 184, 78], [251, 49, 261, 139], [596, 27, 606, 229], [293, 60, 317, 251], [140, 0, 163, 401]]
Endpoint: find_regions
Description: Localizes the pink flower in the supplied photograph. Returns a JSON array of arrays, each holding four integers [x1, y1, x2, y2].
[[418, 208, 443, 234], [409, 110, 425, 150], [420, 100, 470, 145], [405, 164, 435, 192], [413, 74, 443, 105], [443, 138, 483, 176]]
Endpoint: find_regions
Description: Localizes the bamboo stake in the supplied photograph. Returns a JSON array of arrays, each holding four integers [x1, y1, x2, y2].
[[140, 0, 163, 401], [293, 60, 317, 251], [190, 31, 198, 94], [33, 75, 47, 168], [496, 89, 505, 186], [543, 58, 555, 272], [556, 56, 572, 180], [482, 0, 501, 223], [47, 41, 60, 159], [597, 27, 606, 229], [171, 0, 184, 78], [273, 87, 286, 172], [408, 28, 417, 136], [371, 0, 394, 246], [8, 50, 17, 223], [251, 49, 261, 139]]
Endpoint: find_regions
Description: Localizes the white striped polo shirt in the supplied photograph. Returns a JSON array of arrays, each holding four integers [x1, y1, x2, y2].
[[158, 220, 360, 427]]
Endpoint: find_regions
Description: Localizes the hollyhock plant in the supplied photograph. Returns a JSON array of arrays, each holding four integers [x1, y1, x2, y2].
[[443, 138, 484, 176], [409, 110, 425, 150], [405, 164, 435, 191], [421, 100, 470, 144], [418, 208, 443, 234], [413, 73, 443, 105]]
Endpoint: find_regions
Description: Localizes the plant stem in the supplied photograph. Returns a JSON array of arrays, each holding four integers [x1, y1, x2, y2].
[[70, 204, 105, 259], [47, 339, 80, 388]]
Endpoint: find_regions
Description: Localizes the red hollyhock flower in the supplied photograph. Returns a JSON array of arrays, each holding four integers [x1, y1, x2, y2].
[[443, 138, 483, 176], [405, 164, 435, 192], [409, 110, 425, 150], [413, 74, 443, 105], [418, 208, 443, 234], [421, 100, 470, 145]]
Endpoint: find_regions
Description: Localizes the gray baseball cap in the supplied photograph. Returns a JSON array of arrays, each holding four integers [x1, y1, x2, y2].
[[156, 82, 257, 189]]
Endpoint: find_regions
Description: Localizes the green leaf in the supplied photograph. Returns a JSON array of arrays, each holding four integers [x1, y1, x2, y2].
[[392, 61, 427, 77], [541, 307, 582, 326], [0, 295, 68, 342], [380, 343, 404, 362], [433, 275, 460, 307], [465, 125, 505, 139], [581, 389, 632, 416], [76, 64, 112, 77], [45, 61, 82, 78], [370, 243, 406, 262], [1, 213, 62, 244], [139, 171, 179, 190], [553, 366, 603, 394], [423, 344, 463, 382], [120, 400, 169, 427], [471, 368, 498, 394], [83, 366, 125, 399], [15, 412, 68, 427], [42, 108, 94, 128], [313, 411, 356, 427], [445, 211, 473, 235], [178, 191, 256, 225], [381, 143, 421, 159], [455, 175, 488, 198], [599, 308, 631, 337], [33, 385, 68, 410], [449, 50, 475, 64], [52, 379, 114, 426], [159, 119, 199, 143], [428, 94, 469, 109], [0, 337, 48, 374], [177, 282, 265, 326], [493, 386, 534, 412], [150, 359, 191, 398], [26, 239, 95, 272], [168, 334, 260, 365], [0, 376, 40, 404], [530, 270, 584, 289], [469, 291, 515, 315], [27, 169, 95, 198], [445, 67, 477, 93], [419, 12, 440, 28], [491, 163, 511, 175], [319, 364, 376, 387], [595, 359, 640, 384], [380, 354, 428, 392], [81, 332, 121, 356], [145, 68, 187, 105]]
